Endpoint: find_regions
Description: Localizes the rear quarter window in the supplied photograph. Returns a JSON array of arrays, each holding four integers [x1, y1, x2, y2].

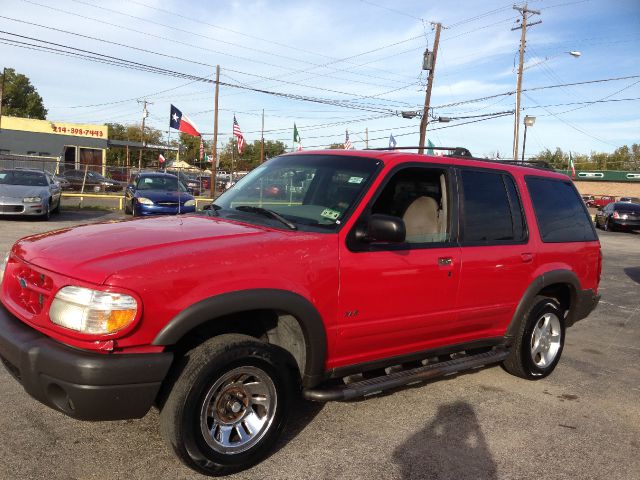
[[525, 176, 597, 243]]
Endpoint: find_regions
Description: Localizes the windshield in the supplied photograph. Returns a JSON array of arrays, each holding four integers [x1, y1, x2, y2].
[[213, 154, 381, 231], [0, 170, 47, 187], [136, 176, 186, 192]]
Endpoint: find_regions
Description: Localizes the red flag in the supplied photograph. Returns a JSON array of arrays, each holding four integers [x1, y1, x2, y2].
[[199, 138, 204, 161], [158, 153, 165, 164], [170, 104, 201, 137]]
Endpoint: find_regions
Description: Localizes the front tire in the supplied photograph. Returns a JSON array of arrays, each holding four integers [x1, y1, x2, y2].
[[160, 334, 296, 476], [503, 296, 565, 379], [40, 201, 51, 221]]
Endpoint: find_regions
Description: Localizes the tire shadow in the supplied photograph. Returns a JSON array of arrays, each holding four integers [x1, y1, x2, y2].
[[270, 398, 324, 456], [392, 401, 497, 480], [624, 267, 640, 284]]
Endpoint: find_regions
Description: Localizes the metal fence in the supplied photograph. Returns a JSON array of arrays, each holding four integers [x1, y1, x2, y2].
[[0, 154, 60, 174]]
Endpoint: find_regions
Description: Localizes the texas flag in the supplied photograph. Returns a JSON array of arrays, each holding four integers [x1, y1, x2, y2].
[[170, 104, 201, 137]]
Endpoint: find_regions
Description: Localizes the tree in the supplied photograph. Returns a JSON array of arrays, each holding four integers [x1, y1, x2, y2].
[[105, 122, 164, 167], [0, 68, 47, 119], [218, 139, 287, 171], [328, 143, 345, 149]]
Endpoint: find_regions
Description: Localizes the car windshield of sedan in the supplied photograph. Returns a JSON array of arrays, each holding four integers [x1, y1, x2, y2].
[[213, 154, 381, 231], [0, 170, 47, 186], [136, 176, 186, 192]]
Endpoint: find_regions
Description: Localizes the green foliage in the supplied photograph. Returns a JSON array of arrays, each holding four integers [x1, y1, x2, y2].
[[218, 139, 287, 171], [530, 144, 640, 171], [105, 122, 165, 166], [0, 68, 47, 119]]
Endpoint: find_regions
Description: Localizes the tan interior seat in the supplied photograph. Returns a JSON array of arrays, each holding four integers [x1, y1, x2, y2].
[[402, 196, 439, 241]]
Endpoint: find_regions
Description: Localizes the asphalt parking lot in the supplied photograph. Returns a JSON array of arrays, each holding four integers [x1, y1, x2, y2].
[[0, 211, 638, 480]]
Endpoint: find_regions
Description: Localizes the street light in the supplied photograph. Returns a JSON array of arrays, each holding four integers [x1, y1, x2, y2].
[[521, 115, 536, 163]]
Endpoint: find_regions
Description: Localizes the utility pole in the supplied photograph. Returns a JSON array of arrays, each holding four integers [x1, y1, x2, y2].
[[365, 127, 369, 149], [260, 108, 265, 163], [0, 67, 6, 135], [211, 65, 220, 198], [137, 99, 152, 170], [418, 22, 441, 154], [512, 4, 541, 160]]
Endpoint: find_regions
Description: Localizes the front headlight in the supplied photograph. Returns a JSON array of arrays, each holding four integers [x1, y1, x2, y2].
[[49, 286, 138, 334], [184, 199, 196, 207], [0, 252, 9, 285], [23, 196, 42, 203], [137, 197, 154, 205]]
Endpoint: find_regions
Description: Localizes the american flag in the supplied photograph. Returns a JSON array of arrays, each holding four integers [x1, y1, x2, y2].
[[344, 129, 353, 150], [199, 137, 204, 161], [233, 116, 245, 154]]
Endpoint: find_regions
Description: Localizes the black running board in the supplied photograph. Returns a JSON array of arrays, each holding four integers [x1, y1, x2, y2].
[[303, 349, 510, 402]]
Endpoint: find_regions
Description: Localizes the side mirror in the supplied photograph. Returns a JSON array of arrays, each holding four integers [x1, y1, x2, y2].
[[355, 214, 406, 244], [202, 204, 212, 211]]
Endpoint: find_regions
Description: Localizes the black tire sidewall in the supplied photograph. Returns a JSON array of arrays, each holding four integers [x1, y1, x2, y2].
[[169, 339, 295, 475], [520, 299, 565, 378]]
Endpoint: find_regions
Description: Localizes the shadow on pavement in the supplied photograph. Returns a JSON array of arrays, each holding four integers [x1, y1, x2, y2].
[[393, 401, 497, 480], [623, 267, 640, 284]]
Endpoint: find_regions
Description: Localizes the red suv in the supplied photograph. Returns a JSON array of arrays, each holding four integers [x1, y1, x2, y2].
[[0, 150, 601, 475]]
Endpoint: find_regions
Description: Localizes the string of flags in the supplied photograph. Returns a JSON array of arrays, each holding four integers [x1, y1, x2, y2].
[[168, 105, 441, 157]]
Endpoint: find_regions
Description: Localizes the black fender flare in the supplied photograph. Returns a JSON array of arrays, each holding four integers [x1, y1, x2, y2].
[[505, 269, 580, 341], [152, 289, 327, 387]]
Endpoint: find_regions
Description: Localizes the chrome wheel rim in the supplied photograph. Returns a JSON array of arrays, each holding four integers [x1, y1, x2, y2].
[[530, 312, 562, 368], [200, 366, 277, 455]]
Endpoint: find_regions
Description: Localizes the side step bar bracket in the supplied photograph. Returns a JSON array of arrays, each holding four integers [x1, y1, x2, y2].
[[303, 349, 509, 402]]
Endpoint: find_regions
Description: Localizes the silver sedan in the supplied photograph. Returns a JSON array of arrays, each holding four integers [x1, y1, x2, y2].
[[0, 169, 62, 220]]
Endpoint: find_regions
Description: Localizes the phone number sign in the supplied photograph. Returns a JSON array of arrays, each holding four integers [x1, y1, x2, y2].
[[50, 123, 106, 138]]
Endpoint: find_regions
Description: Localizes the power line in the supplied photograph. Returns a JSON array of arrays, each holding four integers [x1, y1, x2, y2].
[[0, 30, 408, 109]]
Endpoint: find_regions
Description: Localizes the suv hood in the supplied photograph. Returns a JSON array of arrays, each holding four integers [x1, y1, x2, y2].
[[13, 216, 271, 284]]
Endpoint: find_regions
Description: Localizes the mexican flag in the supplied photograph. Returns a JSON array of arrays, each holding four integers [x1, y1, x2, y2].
[[569, 152, 576, 178], [293, 123, 302, 151]]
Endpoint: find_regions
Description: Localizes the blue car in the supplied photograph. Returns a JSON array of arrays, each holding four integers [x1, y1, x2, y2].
[[124, 172, 196, 216]]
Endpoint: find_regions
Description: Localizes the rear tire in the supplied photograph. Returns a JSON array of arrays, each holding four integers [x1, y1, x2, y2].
[[503, 296, 565, 379], [160, 334, 297, 476]]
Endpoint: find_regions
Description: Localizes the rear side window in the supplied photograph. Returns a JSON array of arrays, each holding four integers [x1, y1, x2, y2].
[[460, 170, 526, 243], [525, 176, 597, 242]]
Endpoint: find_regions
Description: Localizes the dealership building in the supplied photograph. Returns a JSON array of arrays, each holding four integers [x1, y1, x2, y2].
[[0, 115, 108, 174]]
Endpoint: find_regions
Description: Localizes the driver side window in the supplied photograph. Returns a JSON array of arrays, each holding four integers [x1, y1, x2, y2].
[[371, 167, 450, 244]]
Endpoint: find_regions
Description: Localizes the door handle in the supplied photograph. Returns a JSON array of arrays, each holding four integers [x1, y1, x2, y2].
[[521, 253, 534, 263], [438, 257, 453, 266]]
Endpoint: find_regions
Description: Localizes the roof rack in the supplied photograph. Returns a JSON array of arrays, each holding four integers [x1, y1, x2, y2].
[[367, 146, 473, 157]]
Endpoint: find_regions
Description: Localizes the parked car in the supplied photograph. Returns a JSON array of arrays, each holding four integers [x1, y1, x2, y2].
[[62, 169, 124, 192], [618, 196, 640, 203], [124, 172, 196, 216], [0, 168, 61, 219], [198, 175, 211, 191], [51, 174, 71, 191], [166, 170, 202, 196], [594, 201, 640, 231], [0, 150, 601, 475], [592, 195, 616, 209], [581, 194, 596, 207]]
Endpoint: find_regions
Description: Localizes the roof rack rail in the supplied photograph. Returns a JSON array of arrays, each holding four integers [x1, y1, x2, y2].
[[366, 146, 473, 157], [364, 146, 553, 171], [484, 159, 553, 170]]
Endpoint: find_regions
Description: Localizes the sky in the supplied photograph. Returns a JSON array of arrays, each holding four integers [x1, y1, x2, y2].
[[1, 0, 639, 160]]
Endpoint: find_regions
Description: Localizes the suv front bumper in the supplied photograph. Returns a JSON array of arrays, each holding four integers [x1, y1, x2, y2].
[[0, 303, 173, 421]]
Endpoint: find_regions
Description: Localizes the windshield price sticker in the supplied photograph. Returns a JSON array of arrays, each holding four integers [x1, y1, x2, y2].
[[348, 176, 364, 184], [321, 208, 340, 220]]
